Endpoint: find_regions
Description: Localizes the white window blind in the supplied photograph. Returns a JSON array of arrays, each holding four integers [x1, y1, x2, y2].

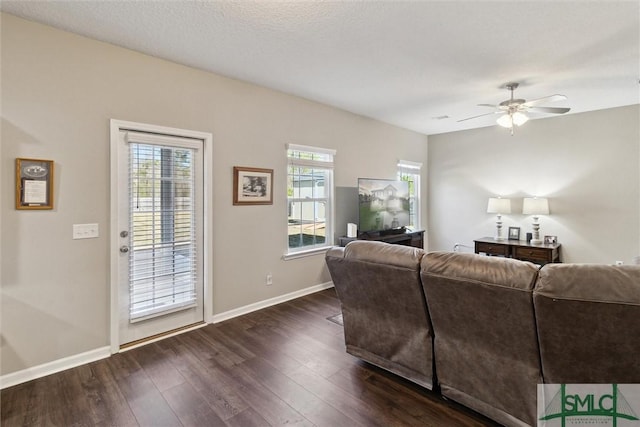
[[286, 144, 336, 254], [127, 132, 200, 322], [397, 160, 422, 230]]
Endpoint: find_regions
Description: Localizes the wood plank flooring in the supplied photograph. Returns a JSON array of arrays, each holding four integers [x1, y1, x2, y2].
[[1, 288, 498, 426]]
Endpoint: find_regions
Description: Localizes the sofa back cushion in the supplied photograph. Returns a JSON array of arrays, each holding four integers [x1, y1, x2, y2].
[[534, 264, 640, 383], [421, 252, 541, 427], [325, 241, 433, 389]]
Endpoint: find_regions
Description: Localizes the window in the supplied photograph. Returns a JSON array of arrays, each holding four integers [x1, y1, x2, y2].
[[286, 144, 335, 256], [127, 136, 202, 322], [397, 160, 422, 230]]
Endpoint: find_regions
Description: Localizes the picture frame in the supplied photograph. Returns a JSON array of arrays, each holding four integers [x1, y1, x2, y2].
[[233, 166, 273, 205], [508, 226, 520, 240], [544, 235, 558, 244], [15, 158, 54, 210]]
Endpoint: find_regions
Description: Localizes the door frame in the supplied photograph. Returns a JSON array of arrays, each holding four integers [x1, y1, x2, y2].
[[109, 119, 214, 354]]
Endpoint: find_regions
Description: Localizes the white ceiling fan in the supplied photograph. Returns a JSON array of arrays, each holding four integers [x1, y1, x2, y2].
[[458, 83, 571, 135]]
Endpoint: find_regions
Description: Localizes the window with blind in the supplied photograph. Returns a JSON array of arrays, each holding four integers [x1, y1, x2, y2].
[[286, 144, 336, 255], [128, 138, 199, 322], [397, 160, 422, 230]]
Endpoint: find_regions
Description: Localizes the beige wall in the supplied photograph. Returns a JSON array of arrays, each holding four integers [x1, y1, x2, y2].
[[0, 14, 428, 375], [428, 104, 640, 263]]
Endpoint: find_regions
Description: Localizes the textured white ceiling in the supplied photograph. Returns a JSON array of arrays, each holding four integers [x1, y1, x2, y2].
[[2, 1, 639, 135]]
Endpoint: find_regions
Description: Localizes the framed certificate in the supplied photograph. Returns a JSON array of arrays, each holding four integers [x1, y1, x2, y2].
[[16, 158, 54, 210]]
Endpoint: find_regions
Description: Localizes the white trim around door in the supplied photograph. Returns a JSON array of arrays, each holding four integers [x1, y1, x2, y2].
[[109, 119, 214, 354]]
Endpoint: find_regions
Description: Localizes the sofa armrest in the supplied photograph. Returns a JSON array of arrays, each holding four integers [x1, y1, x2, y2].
[[326, 246, 345, 260]]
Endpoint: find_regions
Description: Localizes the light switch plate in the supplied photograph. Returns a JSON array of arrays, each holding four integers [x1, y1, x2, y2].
[[73, 223, 99, 239]]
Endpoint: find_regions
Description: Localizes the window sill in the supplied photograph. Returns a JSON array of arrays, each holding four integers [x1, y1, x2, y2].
[[282, 246, 331, 261]]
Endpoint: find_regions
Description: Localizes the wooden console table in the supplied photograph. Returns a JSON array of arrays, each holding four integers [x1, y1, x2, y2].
[[474, 237, 561, 265], [339, 229, 424, 249]]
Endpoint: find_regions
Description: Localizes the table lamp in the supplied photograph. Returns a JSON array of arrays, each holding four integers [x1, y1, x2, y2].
[[522, 197, 549, 244], [487, 197, 511, 240]]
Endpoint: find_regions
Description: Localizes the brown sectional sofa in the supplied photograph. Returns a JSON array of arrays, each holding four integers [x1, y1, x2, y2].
[[325, 240, 640, 427]]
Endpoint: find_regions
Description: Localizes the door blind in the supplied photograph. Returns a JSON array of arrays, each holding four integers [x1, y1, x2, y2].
[[128, 139, 198, 322]]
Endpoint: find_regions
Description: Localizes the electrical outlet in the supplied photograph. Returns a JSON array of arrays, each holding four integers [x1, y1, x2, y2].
[[266, 273, 273, 285], [615, 260, 624, 266]]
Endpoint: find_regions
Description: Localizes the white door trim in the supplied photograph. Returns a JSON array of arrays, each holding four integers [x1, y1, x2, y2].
[[109, 119, 214, 354]]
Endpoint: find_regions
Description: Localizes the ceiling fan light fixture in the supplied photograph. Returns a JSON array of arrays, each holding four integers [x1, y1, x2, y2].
[[497, 111, 528, 129], [459, 82, 570, 134], [512, 111, 529, 126], [497, 114, 513, 128]]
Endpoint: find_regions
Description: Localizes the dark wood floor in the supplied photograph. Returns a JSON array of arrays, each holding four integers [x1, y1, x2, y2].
[[1, 288, 498, 426]]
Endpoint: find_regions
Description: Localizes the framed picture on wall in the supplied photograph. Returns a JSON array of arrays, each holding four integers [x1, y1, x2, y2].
[[233, 166, 273, 205], [508, 226, 521, 240], [15, 158, 54, 210]]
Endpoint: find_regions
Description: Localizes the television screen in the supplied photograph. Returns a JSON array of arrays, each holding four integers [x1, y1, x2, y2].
[[358, 178, 410, 233]]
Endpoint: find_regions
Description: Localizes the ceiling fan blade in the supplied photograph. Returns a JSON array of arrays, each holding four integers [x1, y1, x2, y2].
[[457, 111, 503, 122], [527, 106, 571, 114], [477, 103, 498, 108], [523, 94, 567, 107]]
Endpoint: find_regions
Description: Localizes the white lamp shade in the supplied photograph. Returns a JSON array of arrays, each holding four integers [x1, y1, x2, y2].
[[522, 197, 549, 215], [487, 197, 511, 214], [496, 114, 513, 128], [512, 112, 529, 126], [497, 112, 529, 128]]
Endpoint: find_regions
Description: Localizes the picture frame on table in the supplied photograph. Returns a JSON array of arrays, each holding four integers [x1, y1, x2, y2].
[[508, 226, 521, 240], [544, 235, 557, 244], [233, 166, 273, 205]]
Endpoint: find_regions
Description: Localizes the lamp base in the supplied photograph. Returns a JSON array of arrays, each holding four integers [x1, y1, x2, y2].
[[495, 236, 506, 241], [530, 238, 543, 245]]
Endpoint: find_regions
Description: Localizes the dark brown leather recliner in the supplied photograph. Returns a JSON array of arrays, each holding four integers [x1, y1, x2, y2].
[[325, 240, 434, 389], [534, 263, 640, 384], [421, 251, 541, 427]]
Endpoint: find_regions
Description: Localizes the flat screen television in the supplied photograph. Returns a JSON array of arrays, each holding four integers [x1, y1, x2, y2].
[[358, 178, 410, 233]]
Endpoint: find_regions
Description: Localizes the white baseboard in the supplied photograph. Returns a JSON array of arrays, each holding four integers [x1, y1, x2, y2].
[[1, 282, 334, 389], [0, 346, 111, 390], [211, 281, 334, 324]]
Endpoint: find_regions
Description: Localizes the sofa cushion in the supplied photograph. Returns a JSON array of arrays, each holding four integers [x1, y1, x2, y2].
[[534, 264, 640, 384], [325, 241, 433, 389], [421, 251, 541, 427]]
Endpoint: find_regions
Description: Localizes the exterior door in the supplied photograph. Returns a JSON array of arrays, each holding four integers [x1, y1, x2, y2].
[[115, 126, 204, 347]]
